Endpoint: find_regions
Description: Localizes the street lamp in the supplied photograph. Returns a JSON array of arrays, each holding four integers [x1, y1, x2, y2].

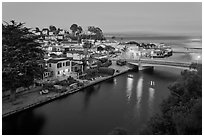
[[197, 55, 201, 64]]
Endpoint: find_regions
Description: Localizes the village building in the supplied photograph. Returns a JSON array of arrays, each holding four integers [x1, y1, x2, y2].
[[47, 57, 83, 78], [42, 28, 49, 35], [66, 50, 86, 60]]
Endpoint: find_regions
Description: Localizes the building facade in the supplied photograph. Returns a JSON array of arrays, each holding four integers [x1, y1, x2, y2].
[[47, 58, 73, 77], [47, 57, 83, 78]]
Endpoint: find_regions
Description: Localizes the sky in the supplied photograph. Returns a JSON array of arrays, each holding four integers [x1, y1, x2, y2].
[[2, 2, 202, 36]]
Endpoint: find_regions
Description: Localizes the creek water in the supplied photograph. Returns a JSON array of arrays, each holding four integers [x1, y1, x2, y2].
[[3, 66, 182, 135]]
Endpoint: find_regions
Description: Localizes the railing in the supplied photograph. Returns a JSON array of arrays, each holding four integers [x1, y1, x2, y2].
[[128, 59, 191, 68]]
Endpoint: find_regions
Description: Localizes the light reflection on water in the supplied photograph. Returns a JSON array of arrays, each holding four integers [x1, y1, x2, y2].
[[126, 77, 133, 102], [113, 78, 117, 85], [148, 87, 155, 115], [136, 76, 143, 115]]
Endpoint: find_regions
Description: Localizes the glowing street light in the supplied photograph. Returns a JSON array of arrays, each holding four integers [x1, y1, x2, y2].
[[197, 55, 201, 64]]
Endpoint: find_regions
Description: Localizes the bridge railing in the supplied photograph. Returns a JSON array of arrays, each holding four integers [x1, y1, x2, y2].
[[127, 59, 191, 67]]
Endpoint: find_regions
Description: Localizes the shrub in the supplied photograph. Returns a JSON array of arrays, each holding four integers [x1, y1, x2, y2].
[[99, 67, 115, 75], [101, 60, 112, 67]]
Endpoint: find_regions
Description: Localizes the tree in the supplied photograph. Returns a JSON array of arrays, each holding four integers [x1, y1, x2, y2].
[[70, 24, 78, 36], [82, 41, 93, 71], [77, 26, 83, 34], [141, 63, 202, 135], [49, 25, 57, 32], [76, 26, 83, 43], [88, 26, 105, 40], [2, 20, 45, 101], [35, 27, 40, 32]]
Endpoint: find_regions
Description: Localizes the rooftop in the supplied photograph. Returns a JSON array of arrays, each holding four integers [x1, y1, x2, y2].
[[47, 57, 73, 63]]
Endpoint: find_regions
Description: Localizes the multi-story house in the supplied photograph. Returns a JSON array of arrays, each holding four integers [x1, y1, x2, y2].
[[47, 58, 73, 78], [47, 57, 83, 78]]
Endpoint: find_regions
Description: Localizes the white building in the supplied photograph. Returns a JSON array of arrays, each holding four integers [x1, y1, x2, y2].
[[34, 32, 41, 36], [47, 57, 83, 78], [66, 50, 86, 60], [47, 58, 73, 77], [57, 35, 64, 40], [49, 32, 54, 36], [58, 30, 65, 35]]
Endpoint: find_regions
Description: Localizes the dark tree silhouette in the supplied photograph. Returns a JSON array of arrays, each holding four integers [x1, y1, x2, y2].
[[88, 26, 105, 40], [70, 24, 78, 36], [82, 41, 93, 71], [2, 20, 45, 101], [141, 64, 202, 135], [49, 25, 57, 32]]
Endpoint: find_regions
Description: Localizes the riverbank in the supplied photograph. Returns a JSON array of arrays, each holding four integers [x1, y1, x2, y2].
[[2, 65, 130, 118]]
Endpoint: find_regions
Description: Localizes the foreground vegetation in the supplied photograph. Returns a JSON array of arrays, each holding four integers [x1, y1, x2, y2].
[[140, 63, 202, 135], [2, 21, 45, 101]]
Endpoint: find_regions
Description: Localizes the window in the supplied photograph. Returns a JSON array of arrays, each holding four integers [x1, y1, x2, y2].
[[58, 71, 60, 75], [57, 63, 62, 68], [39, 64, 43, 68], [66, 61, 70, 66], [63, 62, 65, 66], [49, 64, 51, 67]]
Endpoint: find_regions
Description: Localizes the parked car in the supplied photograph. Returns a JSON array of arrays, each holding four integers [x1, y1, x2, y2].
[[116, 59, 127, 66]]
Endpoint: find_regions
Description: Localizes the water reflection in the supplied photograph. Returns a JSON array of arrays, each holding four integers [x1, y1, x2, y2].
[[83, 85, 101, 110], [136, 76, 143, 112], [106, 78, 114, 83], [113, 78, 117, 85], [148, 87, 155, 115], [3, 110, 45, 135], [126, 77, 134, 102]]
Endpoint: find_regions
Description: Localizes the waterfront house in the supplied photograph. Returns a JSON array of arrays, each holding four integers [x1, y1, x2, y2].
[[47, 57, 83, 78], [47, 57, 73, 78], [71, 61, 84, 75]]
